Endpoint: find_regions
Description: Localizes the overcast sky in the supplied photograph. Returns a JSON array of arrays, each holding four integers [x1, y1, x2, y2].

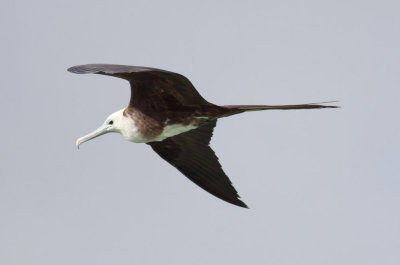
[[1, 0, 399, 264]]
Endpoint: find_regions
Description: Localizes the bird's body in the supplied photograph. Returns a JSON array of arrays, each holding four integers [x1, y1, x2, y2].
[[69, 64, 337, 208], [106, 108, 200, 143]]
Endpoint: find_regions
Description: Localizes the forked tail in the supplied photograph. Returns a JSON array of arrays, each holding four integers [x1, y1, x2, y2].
[[223, 101, 339, 112]]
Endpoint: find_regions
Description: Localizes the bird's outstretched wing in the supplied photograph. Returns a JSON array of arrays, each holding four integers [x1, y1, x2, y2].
[[68, 64, 211, 112], [148, 120, 248, 208]]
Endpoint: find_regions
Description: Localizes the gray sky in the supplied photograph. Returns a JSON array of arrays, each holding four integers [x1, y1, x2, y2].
[[1, 0, 399, 264]]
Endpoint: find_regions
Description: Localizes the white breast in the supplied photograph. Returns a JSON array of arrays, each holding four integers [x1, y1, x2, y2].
[[120, 115, 197, 143], [119, 114, 148, 143]]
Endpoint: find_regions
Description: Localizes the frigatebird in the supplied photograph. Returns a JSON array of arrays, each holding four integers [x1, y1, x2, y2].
[[69, 64, 337, 208]]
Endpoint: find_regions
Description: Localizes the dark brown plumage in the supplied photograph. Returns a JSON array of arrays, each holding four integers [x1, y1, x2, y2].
[[148, 120, 248, 208], [69, 64, 338, 208]]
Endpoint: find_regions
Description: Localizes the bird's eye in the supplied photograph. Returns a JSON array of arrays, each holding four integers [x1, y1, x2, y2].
[[108, 120, 114, 125]]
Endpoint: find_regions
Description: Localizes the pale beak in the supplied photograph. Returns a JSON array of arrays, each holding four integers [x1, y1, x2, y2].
[[76, 124, 110, 149]]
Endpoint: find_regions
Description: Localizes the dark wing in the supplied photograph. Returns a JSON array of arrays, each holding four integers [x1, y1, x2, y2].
[[68, 64, 211, 113], [148, 120, 248, 208]]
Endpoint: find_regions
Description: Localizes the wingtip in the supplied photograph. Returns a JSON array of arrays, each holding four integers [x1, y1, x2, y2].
[[240, 203, 250, 209], [67, 65, 88, 74], [231, 198, 249, 208], [67, 65, 80, 73], [240, 202, 250, 209], [68, 64, 104, 74]]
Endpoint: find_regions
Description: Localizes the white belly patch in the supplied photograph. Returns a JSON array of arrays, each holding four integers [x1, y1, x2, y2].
[[120, 110, 200, 143], [152, 124, 197, 142]]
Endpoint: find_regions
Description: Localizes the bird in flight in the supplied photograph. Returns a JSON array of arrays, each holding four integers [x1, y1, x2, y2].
[[69, 64, 337, 208]]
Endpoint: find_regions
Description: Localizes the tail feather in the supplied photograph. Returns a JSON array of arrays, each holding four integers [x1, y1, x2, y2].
[[223, 102, 339, 111]]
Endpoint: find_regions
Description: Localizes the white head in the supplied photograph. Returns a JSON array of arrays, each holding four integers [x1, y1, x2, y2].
[[76, 109, 130, 148]]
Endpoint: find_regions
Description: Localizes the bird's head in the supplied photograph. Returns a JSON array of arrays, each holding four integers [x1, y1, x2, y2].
[[76, 109, 127, 148]]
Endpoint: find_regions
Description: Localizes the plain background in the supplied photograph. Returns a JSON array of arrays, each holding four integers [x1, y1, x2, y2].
[[1, 0, 399, 264]]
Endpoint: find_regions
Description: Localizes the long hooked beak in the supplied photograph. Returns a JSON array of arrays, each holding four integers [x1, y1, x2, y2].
[[76, 124, 110, 149]]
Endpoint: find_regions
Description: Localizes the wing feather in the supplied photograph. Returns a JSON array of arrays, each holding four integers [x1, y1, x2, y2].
[[68, 64, 210, 111], [148, 120, 248, 208]]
